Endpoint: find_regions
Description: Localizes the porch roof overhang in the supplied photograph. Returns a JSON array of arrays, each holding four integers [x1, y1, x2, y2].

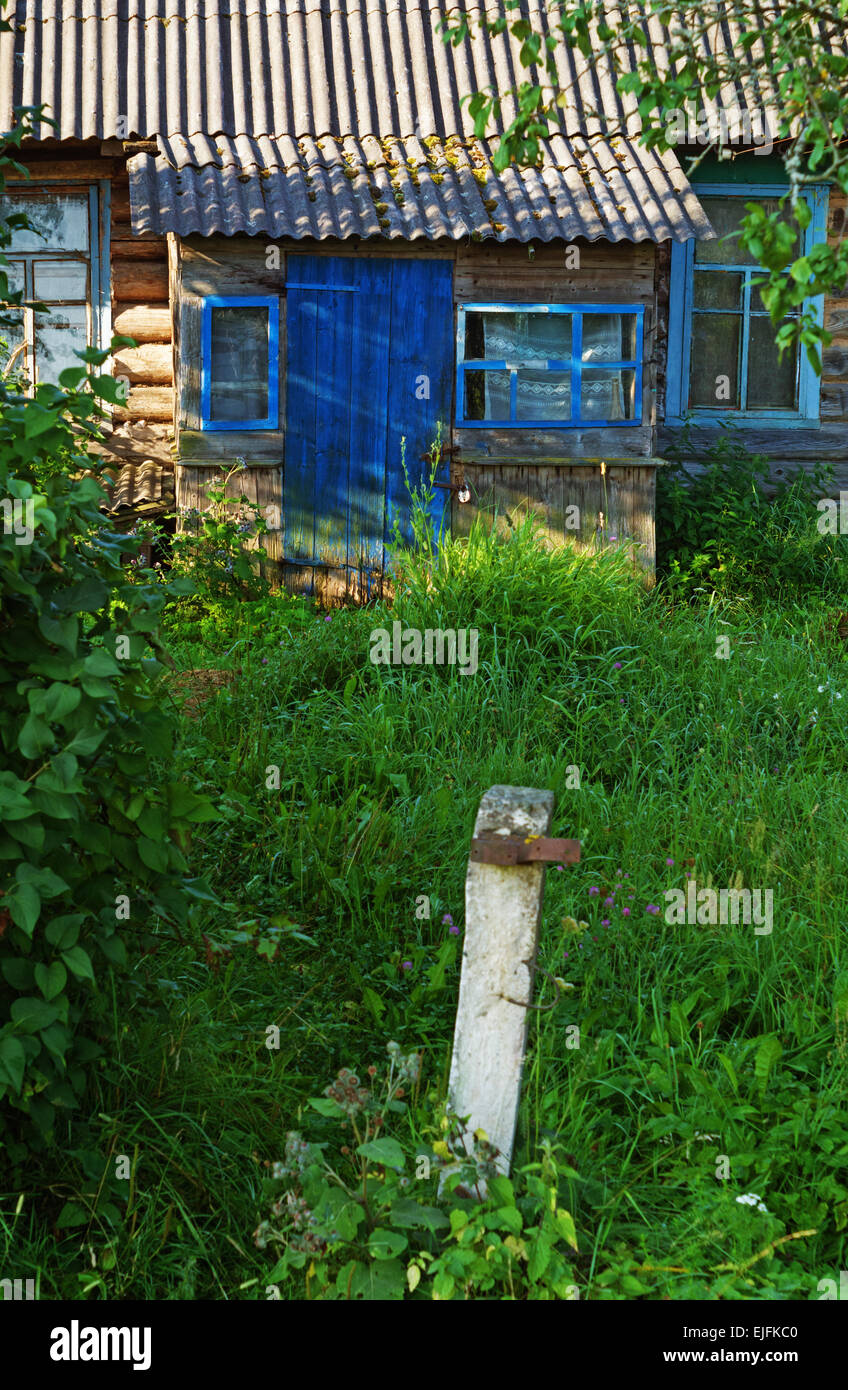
[[128, 132, 715, 244]]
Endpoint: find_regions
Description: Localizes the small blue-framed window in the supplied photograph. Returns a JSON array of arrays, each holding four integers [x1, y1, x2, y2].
[[456, 303, 644, 428], [666, 184, 829, 426], [200, 295, 279, 430]]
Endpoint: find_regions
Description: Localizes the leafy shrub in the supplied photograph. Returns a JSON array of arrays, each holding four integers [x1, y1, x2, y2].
[[0, 134, 217, 1161], [656, 429, 848, 598], [255, 1044, 580, 1300], [170, 461, 269, 601]]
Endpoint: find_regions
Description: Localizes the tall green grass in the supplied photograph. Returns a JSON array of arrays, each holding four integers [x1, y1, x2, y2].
[[3, 516, 847, 1298]]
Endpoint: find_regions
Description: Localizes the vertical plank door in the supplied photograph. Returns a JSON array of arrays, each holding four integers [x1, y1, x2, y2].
[[283, 255, 454, 597]]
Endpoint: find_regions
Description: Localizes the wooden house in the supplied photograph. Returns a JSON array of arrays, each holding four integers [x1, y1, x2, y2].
[[1, 1, 844, 598]]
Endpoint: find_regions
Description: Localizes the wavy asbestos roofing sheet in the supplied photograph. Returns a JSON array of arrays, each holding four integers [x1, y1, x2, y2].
[[128, 131, 713, 241], [0, 0, 803, 144]]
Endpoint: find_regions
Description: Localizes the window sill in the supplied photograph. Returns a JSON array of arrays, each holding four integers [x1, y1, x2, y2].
[[664, 415, 821, 431]]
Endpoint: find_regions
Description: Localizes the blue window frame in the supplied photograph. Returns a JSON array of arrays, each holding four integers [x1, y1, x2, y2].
[[200, 294, 279, 430], [456, 303, 644, 428], [666, 184, 829, 426]]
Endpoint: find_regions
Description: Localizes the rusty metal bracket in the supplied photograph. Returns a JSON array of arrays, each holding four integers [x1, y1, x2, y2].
[[470, 834, 581, 866]]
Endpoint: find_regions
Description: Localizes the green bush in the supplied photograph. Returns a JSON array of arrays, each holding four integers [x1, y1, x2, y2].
[[0, 128, 217, 1161], [656, 430, 848, 600], [255, 1044, 580, 1300]]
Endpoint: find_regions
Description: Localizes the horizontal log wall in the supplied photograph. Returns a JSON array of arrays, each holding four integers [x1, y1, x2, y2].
[[110, 173, 174, 439]]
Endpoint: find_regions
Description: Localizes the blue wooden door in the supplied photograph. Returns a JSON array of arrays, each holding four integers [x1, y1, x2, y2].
[[283, 255, 453, 594]]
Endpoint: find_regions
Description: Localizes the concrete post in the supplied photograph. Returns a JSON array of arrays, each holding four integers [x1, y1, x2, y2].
[[446, 785, 556, 1183]]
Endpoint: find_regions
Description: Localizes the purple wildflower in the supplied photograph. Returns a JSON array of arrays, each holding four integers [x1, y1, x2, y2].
[[613, 662, 622, 670], [622, 907, 631, 918], [588, 885, 600, 896]]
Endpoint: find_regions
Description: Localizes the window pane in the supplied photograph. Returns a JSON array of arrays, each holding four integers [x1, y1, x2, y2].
[[581, 368, 636, 422], [747, 317, 798, 409], [34, 305, 88, 383], [1, 259, 25, 297], [688, 312, 741, 408], [209, 305, 270, 422], [464, 367, 510, 420], [34, 259, 88, 301], [516, 369, 571, 421], [464, 310, 571, 362], [0, 193, 89, 252], [582, 314, 636, 362], [694, 270, 742, 310], [696, 196, 801, 266]]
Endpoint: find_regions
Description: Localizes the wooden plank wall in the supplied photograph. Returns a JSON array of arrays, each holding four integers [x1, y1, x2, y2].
[[452, 459, 659, 576], [173, 234, 661, 586], [451, 239, 658, 569]]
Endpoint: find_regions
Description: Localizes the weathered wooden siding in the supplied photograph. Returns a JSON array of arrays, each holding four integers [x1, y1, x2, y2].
[[451, 458, 660, 577], [174, 235, 660, 587]]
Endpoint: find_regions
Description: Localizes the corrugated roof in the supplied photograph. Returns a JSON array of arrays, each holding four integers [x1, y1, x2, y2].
[[129, 131, 713, 241], [0, 0, 798, 144], [92, 459, 174, 514]]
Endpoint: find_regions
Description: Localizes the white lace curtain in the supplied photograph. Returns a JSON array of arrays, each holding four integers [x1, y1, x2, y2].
[[476, 311, 629, 422]]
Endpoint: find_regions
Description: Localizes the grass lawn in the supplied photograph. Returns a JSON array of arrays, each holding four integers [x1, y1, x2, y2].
[[3, 521, 847, 1300]]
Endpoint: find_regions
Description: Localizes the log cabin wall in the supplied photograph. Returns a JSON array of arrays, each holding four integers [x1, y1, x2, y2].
[[8, 141, 175, 484], [174, 234, 662, 584]]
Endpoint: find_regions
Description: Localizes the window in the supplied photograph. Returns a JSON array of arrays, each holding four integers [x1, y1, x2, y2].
[[456, 304, 644, 428], [200, 295, 279, 430], [0, 185, 109, 386], [666, 185, 829, 424]]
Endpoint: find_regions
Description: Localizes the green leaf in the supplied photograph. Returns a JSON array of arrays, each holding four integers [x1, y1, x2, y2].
[[754, 1035, 782, 1096], [356, 1137, 406, 1169], [0, 1037, 27, 1094], [339, 1258, 405, 1301], [389, 1198, 450, 1234], [16, 862, 69, 898], [61, 945, 95, 983], [37, 613, 79, 653], [59, 577, 109, 613], [10, 997, 61, 1033], [42, 682, 82, 722], [34, 960, 67, 1001], [554, 1207, 578, 1251], [368, 1228, 408, 1261], [18, 712, 54, 759], [55, 1201, 89, 1229], [308, 1096, 346, 1117], [82, 648, 120, 677], [45, 914, 84, 949], [1, 958, 35, 991], [7, 882, 40, 936]]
